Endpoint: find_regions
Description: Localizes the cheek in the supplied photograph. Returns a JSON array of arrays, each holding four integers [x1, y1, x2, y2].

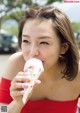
[[42, 45, 60, 59], [21, 43, 29, 53], [42, 46, 61, 68], [21, 45, 30, 60]]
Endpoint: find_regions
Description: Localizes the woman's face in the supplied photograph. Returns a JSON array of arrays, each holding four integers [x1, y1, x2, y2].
[[21, 19, 64, 71]]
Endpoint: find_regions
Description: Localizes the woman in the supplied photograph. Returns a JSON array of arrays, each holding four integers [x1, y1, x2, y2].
[[0, 5, 80, 113]]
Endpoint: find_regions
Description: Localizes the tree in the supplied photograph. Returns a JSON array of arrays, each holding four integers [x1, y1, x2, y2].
[[0, 0, 62, 22], [0, 0, 63, 34], [47, 0, 62, 4]]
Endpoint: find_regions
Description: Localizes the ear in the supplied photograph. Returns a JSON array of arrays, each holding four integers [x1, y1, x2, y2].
[[60, 43, 69, 54]]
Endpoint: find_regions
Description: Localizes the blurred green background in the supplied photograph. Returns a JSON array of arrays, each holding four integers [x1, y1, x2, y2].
[[0, 0, 80, 48]]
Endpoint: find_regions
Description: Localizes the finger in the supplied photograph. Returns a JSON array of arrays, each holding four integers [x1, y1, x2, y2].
[[11, 82, 30, 91], [11, 75, 32, 85], [11, 72, 24, 84], [34, 80, 41, 87], [10, 90, 24, 97], [15, 75, 32, 82]]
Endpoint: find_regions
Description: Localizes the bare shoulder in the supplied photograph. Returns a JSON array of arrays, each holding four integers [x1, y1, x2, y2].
[[78, 60, 80, 78], [76, 60, 80, 95], [2, 52, 25, 80], [75, 60, 80, 88], [75, 61, 80, 80]]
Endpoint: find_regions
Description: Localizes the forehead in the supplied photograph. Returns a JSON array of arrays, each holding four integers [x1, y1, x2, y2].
[[22, 19, 57, 38]]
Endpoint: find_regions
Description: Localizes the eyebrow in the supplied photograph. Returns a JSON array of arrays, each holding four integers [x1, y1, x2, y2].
[[22, 34, 53, 39]]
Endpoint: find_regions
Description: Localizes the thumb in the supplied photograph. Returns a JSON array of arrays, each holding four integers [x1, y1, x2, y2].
[[34, 80, 41, 87]]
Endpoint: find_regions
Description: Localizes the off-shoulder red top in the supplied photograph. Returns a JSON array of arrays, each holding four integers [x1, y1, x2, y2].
[[0, 77, 78, 113]]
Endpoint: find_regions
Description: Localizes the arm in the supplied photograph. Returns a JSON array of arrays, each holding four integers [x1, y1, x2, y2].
[[8, 101, 23, 113], [0, 102, 23, 113], [2, 52, 25, 80], [0, 52, 26, 113], [0, 52, 40, 113]]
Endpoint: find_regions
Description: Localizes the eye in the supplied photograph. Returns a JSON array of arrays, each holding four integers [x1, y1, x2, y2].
[[22, 40, 30, 43], [40, 41, 49, 45]]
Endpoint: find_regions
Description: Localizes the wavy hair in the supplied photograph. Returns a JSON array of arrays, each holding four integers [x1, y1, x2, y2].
[[18, 5, 79, 81]]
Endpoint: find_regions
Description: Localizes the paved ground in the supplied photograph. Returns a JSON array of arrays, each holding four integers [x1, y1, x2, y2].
[[0, 54, 11, 78]]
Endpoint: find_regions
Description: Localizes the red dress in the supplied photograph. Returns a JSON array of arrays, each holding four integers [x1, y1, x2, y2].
[[0, 77, 78, 113]]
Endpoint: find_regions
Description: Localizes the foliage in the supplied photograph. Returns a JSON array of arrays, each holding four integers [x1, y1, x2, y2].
[[2, 24, 18, 35], [1, 19, 18, 35], [72, 22, 80, 49], [47, 0, 62, 4], [72, 22, 80, 33], [0, 0, 63, 35], [77, 39, 80, 49], [0, 0, 62, 22]]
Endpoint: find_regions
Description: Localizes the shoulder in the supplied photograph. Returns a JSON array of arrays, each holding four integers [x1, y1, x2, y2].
[[75, 61, 80, 81], [78, 61, 80, 78], [70, 61, 80, 95], [2, 52, 25, 80], [8, 51, 25, 64], [74, 60, 80, 90], [77, 61, 80, 94]]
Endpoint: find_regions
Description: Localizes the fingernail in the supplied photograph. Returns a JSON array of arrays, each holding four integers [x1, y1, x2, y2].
[[34, 80, 41, 87], [21, 90, 24, 95], [37, 80, 41, 84]]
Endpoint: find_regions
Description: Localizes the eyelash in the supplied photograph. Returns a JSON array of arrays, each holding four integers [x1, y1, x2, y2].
[[23, 40, 29, 43], [40, 41, 49, 45], [22, 40, 49, 45]]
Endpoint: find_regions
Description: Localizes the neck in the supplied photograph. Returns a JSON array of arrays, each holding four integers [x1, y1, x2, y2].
[[41, 63, 64, 80]]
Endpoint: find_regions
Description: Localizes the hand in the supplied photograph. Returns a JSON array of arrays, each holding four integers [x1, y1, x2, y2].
[[10, 72, 41, 106]]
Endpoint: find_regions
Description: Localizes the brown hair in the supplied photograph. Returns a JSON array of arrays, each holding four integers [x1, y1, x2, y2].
[[18, 5, 79, 81]]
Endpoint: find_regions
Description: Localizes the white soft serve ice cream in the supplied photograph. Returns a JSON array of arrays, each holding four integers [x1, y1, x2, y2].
[[22, 58, 44, 104]]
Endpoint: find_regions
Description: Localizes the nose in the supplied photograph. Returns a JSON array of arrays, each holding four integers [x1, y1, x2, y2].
[[29, 44, 40, 58]]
